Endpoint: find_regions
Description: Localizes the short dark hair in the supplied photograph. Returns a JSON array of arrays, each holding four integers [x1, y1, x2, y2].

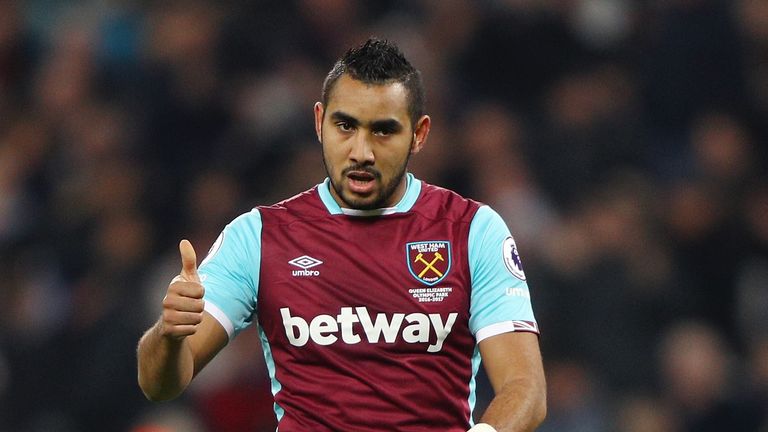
[[321, 38, 425, 128]]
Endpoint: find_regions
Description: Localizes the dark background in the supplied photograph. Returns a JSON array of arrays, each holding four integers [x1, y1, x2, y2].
[[0, 0, 766, 431]]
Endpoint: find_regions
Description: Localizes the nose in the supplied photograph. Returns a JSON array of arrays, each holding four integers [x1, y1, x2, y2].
[[349, 131, 375, 165]]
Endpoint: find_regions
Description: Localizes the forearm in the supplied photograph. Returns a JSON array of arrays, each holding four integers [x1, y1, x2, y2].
[[479, 377, 546, 432], [137, 321, 195, 401]]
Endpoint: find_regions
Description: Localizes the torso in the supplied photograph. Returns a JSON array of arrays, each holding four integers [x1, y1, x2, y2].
[[257, 184, 481, 431]]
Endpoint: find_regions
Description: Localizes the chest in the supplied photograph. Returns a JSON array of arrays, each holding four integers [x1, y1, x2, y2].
[[258, 215, 471, 330]]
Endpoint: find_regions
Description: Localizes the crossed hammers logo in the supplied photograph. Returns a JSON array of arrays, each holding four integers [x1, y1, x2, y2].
[[414, 252, 445, 278]]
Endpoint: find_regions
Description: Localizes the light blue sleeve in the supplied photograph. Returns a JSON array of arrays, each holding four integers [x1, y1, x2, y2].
[[198, 209, 261, 339], [468, 205, 538, 342]]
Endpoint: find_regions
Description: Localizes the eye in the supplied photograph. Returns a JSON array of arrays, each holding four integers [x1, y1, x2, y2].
[[373, 127, 394, 137], [336, 121, 355, 132]]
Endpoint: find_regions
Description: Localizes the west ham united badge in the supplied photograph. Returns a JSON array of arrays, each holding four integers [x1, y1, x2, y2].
[[406, 241, 451, 286], [502, 236, 526, 281]]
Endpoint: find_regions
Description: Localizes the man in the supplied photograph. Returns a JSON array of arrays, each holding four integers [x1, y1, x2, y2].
[[137, 38, 546, 432]]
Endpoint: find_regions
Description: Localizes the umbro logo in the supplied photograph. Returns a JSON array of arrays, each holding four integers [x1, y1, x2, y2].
[[289, 255, 323, 269], [289, 255, 323, 276]]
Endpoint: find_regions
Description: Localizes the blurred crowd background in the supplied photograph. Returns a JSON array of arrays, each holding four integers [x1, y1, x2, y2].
[[0, 0, 767, 431]]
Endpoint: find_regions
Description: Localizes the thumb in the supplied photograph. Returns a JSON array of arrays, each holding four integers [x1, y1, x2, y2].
[[179, 239, 200, 282]]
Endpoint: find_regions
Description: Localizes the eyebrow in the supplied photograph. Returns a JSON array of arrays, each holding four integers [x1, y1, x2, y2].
[[330, 111, 359, 127], [330, 111, 404, 133]]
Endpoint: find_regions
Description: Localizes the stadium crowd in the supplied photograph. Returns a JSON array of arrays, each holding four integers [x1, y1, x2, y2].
[[0, 0, 766, 431]]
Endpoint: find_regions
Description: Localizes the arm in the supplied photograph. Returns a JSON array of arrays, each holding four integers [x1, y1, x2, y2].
[[137, 240, 229, 401], [476, 332, 546, 432], [466, 206, 546, 430]]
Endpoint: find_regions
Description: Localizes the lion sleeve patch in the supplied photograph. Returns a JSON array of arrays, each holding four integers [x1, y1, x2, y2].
[[502, 236, 526, 281]]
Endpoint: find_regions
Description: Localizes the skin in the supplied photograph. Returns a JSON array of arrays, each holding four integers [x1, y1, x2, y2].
[[479, 332, 547, 431], [315, 74, 430, 210], [137, 74, 546, 431], [136, 240, 227, 401]]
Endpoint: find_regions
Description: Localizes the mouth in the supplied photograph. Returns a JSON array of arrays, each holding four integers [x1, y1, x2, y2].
[[345, 169, 377, 195]]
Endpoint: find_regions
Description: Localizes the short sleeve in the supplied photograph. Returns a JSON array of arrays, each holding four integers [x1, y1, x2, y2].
[[198, 209, 262, 339], [468, 205, 539, 342]]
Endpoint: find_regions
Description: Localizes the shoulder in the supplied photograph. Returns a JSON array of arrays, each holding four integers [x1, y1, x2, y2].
[[469, 205, 507, 234], [223, 208, 262, 235], [256, 185, 326, 223], [414, 181, 484, 222], [204, 208, 262, 263]]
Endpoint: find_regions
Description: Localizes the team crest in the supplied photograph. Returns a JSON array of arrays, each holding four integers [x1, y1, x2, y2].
[[406, 241, 451, 286]]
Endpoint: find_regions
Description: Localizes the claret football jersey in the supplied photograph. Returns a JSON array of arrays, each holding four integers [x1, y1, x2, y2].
[[198, 173, 538, 431]]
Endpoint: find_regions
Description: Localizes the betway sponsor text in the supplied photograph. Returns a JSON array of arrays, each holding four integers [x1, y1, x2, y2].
[[280, 306, 458, 353]]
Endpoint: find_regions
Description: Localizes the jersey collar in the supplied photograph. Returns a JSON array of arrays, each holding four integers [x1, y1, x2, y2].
[[318, 173, 421, 216]]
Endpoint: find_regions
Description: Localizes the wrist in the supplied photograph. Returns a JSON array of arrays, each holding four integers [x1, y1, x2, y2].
[[467, 423, 498, 432]]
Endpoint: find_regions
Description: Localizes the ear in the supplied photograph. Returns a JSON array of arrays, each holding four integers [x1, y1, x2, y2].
[[313, 102, 324, 142], [411, 115, 431, 154]]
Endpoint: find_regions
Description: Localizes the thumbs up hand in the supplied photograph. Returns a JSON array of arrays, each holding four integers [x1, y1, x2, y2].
[[179, 239, 201, 283], [160, 240, 205, 339]]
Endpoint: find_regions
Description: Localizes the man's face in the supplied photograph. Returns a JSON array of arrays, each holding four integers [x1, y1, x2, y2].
[[315, 74, 430, 210]]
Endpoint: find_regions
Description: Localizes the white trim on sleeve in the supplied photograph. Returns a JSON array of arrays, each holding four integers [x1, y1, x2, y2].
[[467, 423, 498, 432], [475, 320, 539, 343], [204, 301, 235, 340]]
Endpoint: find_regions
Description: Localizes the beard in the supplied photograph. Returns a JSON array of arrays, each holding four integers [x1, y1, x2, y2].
[[322, 143, 412, 211]]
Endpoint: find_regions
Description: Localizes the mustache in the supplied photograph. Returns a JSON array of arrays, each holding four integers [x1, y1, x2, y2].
[[342, 165, 381, 179]]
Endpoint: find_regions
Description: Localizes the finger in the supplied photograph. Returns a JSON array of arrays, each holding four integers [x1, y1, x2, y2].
[[163, 291, 205, 312], [167, 279, 204, 299], [179, 239, 200, 283], [163, 309, 204, 326]]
